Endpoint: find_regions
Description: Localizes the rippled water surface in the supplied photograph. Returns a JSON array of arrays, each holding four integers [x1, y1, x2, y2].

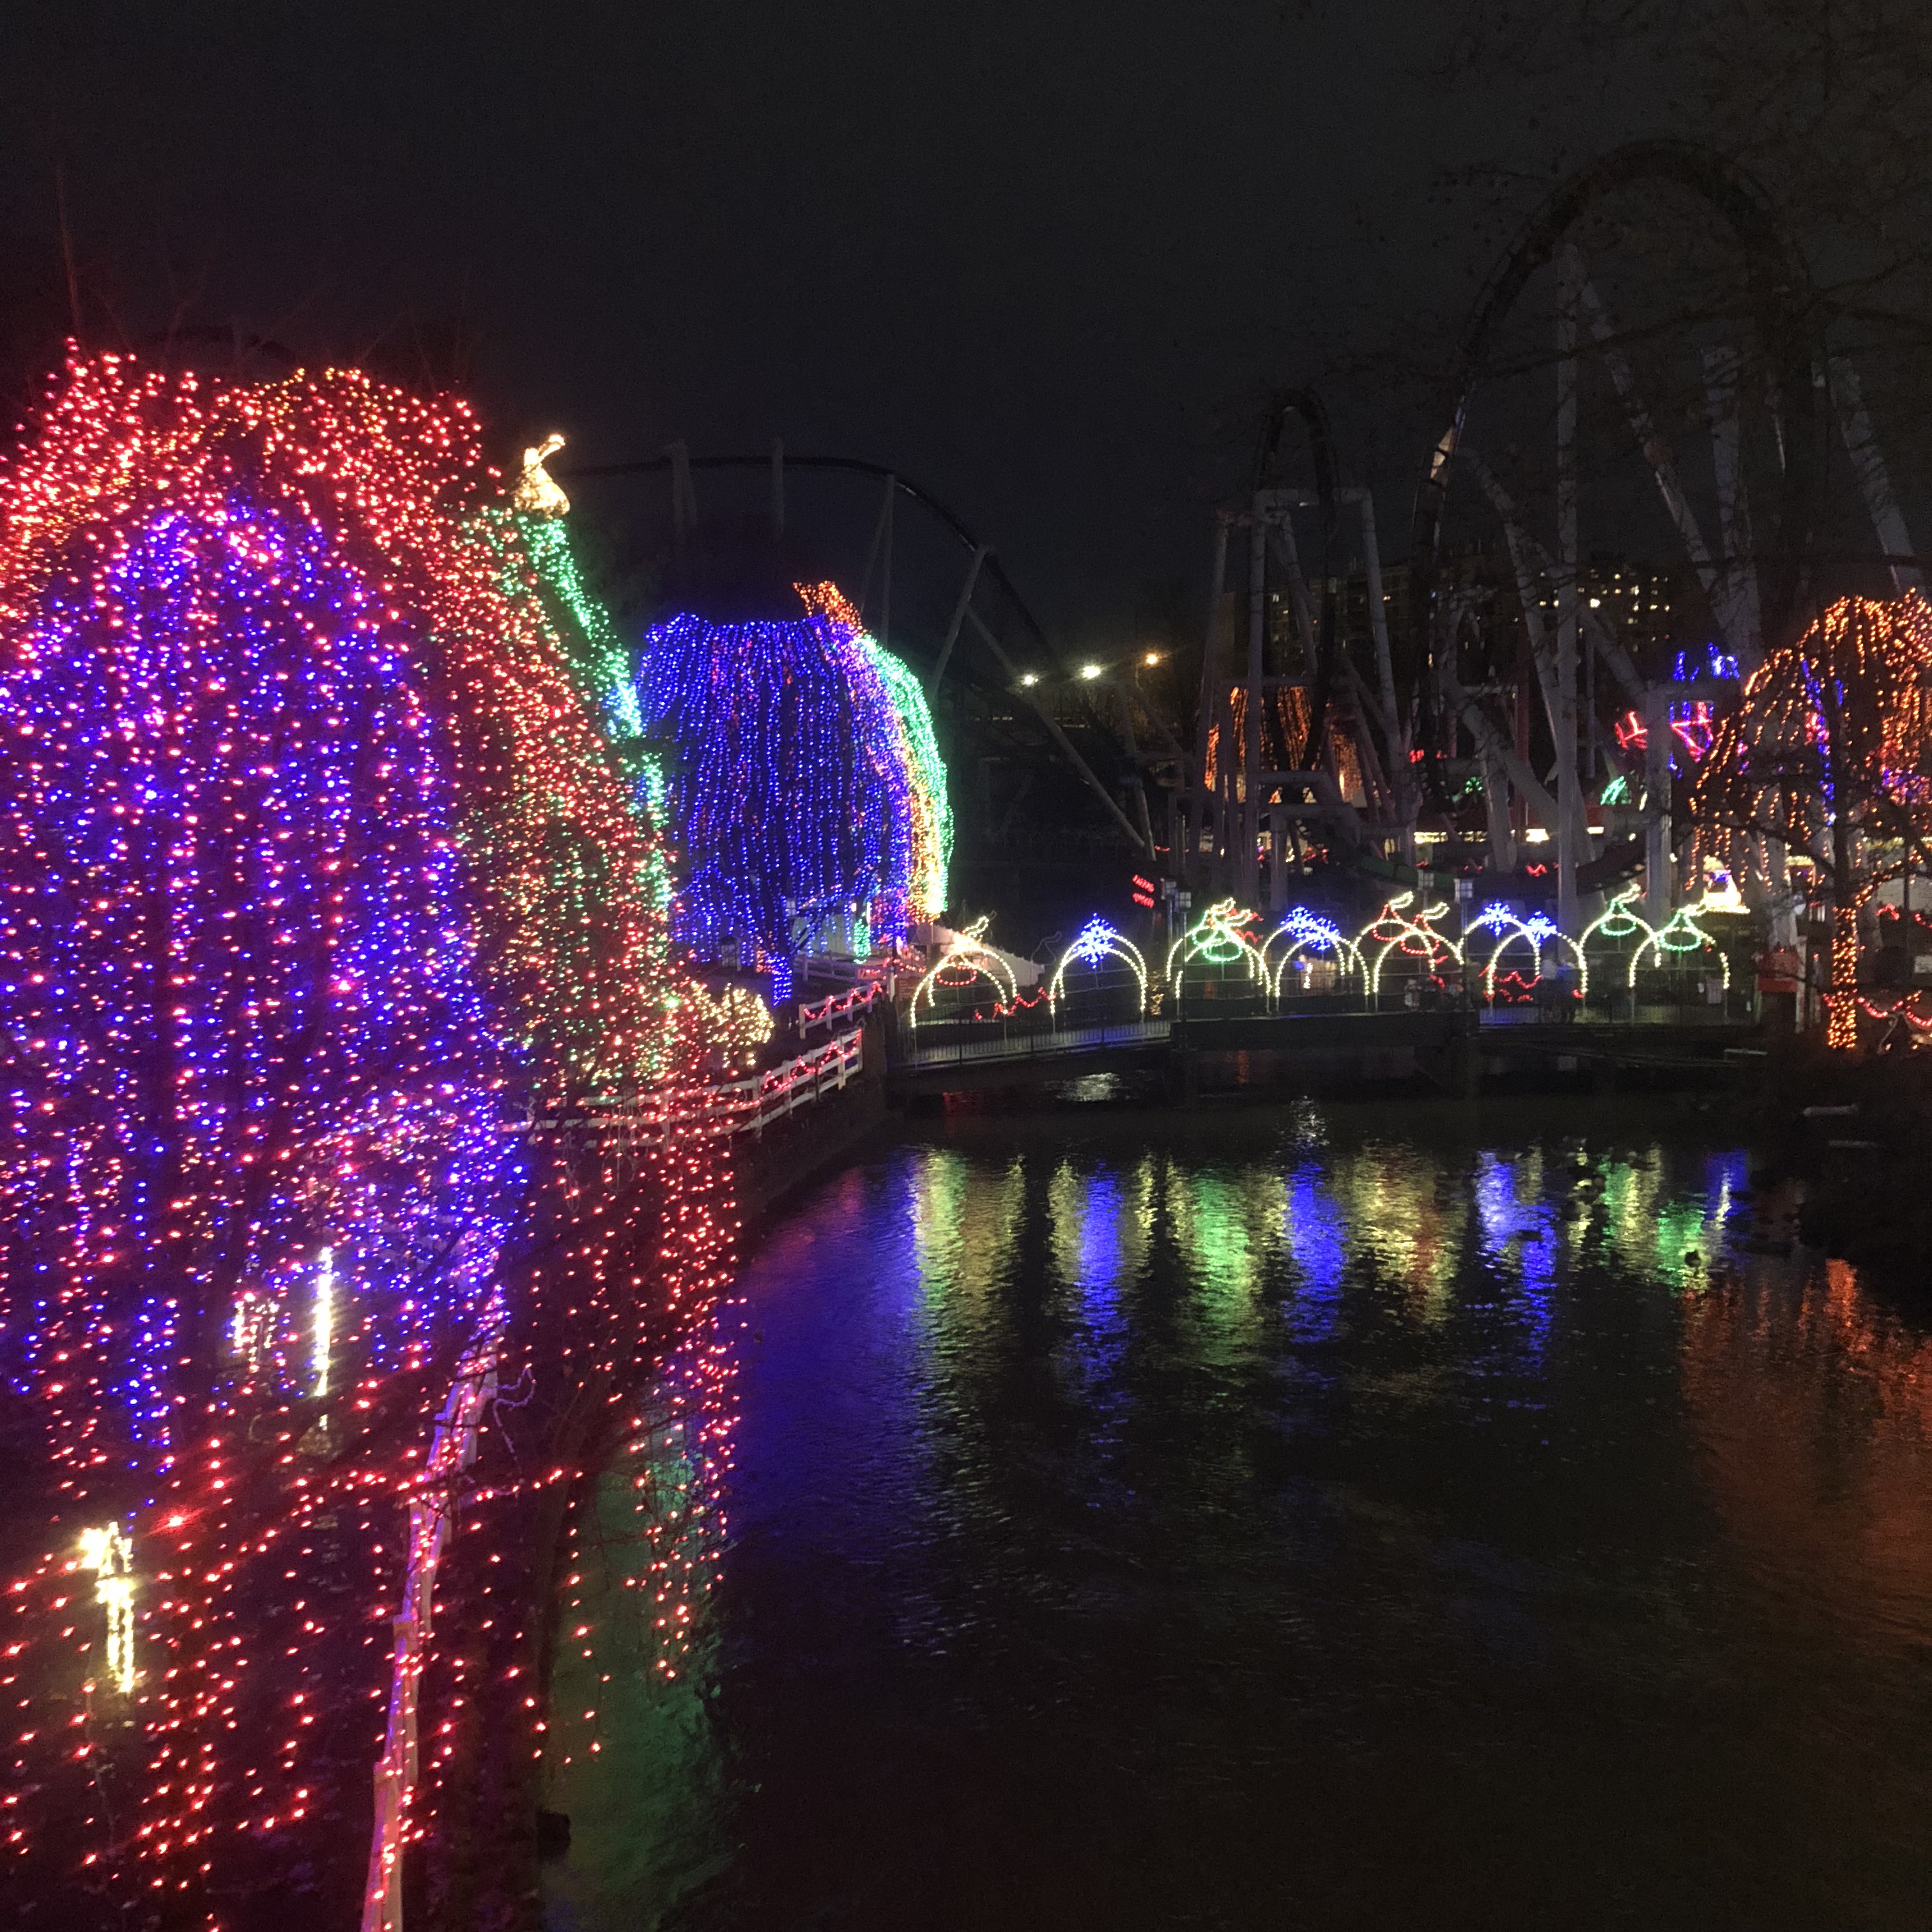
[[544, 1099, 1932, 1931]]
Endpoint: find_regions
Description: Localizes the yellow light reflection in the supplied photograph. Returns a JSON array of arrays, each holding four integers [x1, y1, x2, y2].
[[1680, 1257, 1932, 1641], [312, 1243, 335, 1397], [911, 1151, 1025, 1306], [1324, 1144, 1469, 1318], [78, 1522, 136, 1694]]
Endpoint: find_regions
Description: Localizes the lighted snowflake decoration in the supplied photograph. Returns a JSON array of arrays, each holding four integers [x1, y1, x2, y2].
[[1071, 916, 1120, 967], [1280, 907, 1342, 947]]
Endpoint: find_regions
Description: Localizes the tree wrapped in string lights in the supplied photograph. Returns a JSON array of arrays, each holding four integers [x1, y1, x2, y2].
[[633, 581, 951, 985], [0, 353, 693, 1441], [1690, 594, 1932, 1043], [0, 353, 733, 1925]]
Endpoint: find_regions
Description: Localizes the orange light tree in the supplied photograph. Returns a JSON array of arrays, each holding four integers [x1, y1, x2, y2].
[[1690, 594, 1932, 1043]]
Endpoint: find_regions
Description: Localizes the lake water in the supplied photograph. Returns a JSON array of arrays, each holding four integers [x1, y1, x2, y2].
[[542, 1097, 1932, 1931]]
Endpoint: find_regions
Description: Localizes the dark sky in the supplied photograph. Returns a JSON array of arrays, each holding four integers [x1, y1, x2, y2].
[[3, 3, 1679, 640]]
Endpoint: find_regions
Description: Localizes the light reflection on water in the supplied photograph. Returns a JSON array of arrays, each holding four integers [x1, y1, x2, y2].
[[544, 1100, 1932, 1932]]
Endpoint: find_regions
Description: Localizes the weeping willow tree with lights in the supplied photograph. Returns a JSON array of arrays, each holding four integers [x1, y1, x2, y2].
[[0, 356, 744, 1928], [1690, 593, 1932, 1041], [632, 579, 953, 985], [0, 355, 707, 1438]]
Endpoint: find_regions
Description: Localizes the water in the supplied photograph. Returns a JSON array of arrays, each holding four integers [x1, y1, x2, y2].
[[542, 1098, 1932, 1931]]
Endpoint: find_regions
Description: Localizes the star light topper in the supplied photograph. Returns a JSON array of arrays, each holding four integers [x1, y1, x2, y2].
[[512, 432, 571, 518]]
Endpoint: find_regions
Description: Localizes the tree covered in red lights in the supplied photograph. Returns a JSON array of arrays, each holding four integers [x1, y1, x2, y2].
[[1692, 593, 1932, 1043], [0, 355, 690, 1449], [1692, 593, 1932, 904]]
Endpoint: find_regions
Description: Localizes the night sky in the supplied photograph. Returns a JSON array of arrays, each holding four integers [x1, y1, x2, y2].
[[5, 5, 1695, 638]]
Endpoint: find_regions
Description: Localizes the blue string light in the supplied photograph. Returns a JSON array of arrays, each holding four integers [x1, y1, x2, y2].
[[633, 593, 949, 973]]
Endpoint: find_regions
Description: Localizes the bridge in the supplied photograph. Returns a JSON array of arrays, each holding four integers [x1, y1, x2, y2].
[[875, 891, 1761, 1097], [885, 1002, 1758, 1097]]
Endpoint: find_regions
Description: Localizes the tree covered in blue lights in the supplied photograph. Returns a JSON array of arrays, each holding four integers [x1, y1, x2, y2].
[[634, 587, 951, 981]]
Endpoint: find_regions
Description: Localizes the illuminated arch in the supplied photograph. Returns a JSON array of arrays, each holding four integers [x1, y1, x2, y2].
[[1357, 893, 1465, 996], [1628, 905, 1731, 990], [909, 916, 1020, 1027], [1262, 907, 1365, 999], [1465, 905, 1588, 1004], [1163, 898, 1266, 997], [1578, 888, 1657, 995], [1047, 916, 1149, 1017]]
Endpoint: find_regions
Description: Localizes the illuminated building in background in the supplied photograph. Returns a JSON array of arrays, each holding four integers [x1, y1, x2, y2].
[[633, 581, 950, 978]]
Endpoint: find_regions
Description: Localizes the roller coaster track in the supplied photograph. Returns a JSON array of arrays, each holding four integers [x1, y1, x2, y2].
[[1407, 139, 1825, 790]]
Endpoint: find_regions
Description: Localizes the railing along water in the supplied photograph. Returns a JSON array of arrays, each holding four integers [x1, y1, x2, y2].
[[528, 1027, 868, 1147], [799, 982, 882, 1039]]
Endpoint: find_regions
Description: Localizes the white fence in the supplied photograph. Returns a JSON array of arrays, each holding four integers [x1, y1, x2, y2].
[[528, 1027, 867, 1146], [799, 982, 883, 1039], [709, 1027, 866, 1134]]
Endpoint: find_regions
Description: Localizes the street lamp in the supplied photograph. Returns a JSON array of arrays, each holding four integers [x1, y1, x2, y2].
[[1079, 663, 1103, 680]]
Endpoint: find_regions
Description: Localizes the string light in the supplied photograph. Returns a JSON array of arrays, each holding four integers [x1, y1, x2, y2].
[[512, 431, 571, 518], [77, 1523, 136, 1696], [1577, 889, 1657, 990], [1614, 645, 1736, 766], [796, 583, 953, 924], [1629, 905, 1731, 990], [687, 981, 776, 1067], [1354, 894, 1464, 997], [1261, 907, 1365, 998], [1464, 906, 1588, 1004], [311, 1245, 335, 1399], [1164, 898, 1265, 994], [902, 893, 1739, 1031], [1693, 593, 1932, 1045]]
